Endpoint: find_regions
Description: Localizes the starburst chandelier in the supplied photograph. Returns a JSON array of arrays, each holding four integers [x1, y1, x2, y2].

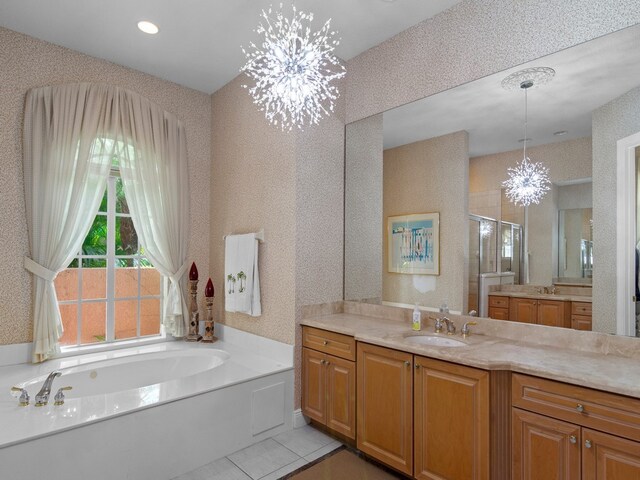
[[501, 68, 555, 206], [241, 4, 346, 131]]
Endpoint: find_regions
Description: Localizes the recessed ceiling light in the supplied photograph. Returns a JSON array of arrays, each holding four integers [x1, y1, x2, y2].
[[553, 130, 568, 136], [137, 21, 159, 35]]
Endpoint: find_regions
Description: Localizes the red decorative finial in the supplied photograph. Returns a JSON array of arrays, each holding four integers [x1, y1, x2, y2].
[[205, 278, 214, 298], [189, 262, 198, 281]]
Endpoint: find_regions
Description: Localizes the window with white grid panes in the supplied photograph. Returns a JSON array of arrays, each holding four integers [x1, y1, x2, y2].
[[55, 172, 163, 346]]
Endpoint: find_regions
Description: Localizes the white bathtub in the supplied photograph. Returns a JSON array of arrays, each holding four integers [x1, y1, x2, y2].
[[0, 325, 294, 480]]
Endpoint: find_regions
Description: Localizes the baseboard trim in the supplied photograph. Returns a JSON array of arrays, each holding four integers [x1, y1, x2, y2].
[[293, 409, 309, 428]]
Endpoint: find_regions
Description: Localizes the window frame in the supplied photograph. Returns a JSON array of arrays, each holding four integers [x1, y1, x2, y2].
[[57, 170, 165, 349]]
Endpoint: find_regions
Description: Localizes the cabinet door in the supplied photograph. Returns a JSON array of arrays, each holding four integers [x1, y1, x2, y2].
[[357, 342, 413, 475], [513, 408, 580, 480], [583, 428, 640, 480], [489, 306, 510, 320], [414, 357, 489, 480], [326, 355, 356, 439], [511, 298, 537, 323], [538, 300, 570, 328], [302, 347, 326, 424]]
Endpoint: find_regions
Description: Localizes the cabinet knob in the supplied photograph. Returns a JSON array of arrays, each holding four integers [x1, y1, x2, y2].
[[404, 360, 411, 367], [326, 361, 330, 366], [323, 340, 328, 346], [414, 364, 421, 369], [585, 439, 592, 449], [569, 435, 577, 444], [576, 404, 585, 413]]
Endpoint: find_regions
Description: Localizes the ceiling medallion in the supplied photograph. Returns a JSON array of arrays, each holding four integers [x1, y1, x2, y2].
[[502, 68, 554, 207], [241, 4, 346, 131]]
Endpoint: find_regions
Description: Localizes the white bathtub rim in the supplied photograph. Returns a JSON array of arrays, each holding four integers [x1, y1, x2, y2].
[[0, 335, 293, 449]]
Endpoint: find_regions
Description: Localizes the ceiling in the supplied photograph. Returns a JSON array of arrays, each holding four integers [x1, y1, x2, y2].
[[0, 0, 462, 94], [383, 24, 640, 157]]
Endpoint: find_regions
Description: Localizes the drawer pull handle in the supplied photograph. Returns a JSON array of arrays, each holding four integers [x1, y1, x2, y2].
[[576, 404, 585, 413], [585, 440, 592, 449], [323, 341, 328, 346], [569, 435, 577, 444], [404, 361, 411, 367]]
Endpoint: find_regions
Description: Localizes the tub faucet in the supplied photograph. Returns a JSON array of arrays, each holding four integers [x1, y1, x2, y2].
[[35, 370, 62, 407]]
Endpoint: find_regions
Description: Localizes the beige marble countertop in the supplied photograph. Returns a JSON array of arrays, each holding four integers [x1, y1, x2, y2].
[[301, 313, 639, 398], [489, 291, 592, 303]]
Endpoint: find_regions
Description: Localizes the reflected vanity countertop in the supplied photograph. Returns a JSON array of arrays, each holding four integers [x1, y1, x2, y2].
[[301, 313, 640, 398], [488, 291, 592, 303]]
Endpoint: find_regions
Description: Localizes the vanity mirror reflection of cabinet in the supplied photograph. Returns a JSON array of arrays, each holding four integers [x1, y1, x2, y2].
[[344, 23, 640, 337]]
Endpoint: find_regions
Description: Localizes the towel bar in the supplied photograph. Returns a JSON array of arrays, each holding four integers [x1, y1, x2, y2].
[[223, 229, 264, 243]]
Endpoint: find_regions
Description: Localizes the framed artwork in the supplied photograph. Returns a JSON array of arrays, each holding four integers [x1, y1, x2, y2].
[[387, 212, 440, 275]]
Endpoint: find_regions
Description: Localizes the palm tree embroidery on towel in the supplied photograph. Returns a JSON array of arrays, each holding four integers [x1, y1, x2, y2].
[[237, 271, 246, 293], [227, 274, 236, 294]]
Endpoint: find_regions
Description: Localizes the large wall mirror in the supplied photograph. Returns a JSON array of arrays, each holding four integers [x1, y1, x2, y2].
[[344, 24, 640, 336]]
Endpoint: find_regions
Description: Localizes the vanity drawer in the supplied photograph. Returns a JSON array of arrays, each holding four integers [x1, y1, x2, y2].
[[571, 302, 592, 316], [303, 326, 356, 361], [571, 315, 592, 331], [489, 295, 510, 308], [513, 373, 640, 442]]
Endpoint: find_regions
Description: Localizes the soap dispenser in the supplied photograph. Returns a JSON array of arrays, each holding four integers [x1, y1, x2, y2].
[[412, 303, 422, 331]]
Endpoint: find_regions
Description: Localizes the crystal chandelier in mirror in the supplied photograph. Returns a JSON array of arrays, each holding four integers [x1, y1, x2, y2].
[[241, 4, 346, 131], [501, 67, 555, 206]]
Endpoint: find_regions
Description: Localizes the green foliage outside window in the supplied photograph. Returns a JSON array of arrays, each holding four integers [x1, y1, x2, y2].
[[70, 177, 151, 268]]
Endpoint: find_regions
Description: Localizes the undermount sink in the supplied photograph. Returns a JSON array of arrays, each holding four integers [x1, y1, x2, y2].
[[404, 335, 467, 347]]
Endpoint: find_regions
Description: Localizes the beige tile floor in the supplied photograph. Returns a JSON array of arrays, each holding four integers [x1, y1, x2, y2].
[[173, 425, 342, 480]]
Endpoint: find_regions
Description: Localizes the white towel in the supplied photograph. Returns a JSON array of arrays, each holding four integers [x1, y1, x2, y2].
[[224, 233, 261, 316]]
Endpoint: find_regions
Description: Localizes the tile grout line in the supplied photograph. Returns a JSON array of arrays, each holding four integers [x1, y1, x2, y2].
[[225, 454, 258, 480]]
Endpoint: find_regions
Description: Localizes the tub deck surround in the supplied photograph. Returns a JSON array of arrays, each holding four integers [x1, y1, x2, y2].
[[300, 312, 640, 399], [0, 325, 293, 450]]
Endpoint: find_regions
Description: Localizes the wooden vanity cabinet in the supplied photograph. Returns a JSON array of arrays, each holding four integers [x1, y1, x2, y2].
[[488, 295, 510, 320], [537, 299, 571, 328], [509, 297, 571, 328], [357, 342, 493, 479], [302, 327, 356, 439], [512, 373, 640, 479], [571, 302, 592, 331], [510, 297, 538, 323], [357, 342, 414, 475], [513, 408, 581, 480], [413, 356, 490, 480]]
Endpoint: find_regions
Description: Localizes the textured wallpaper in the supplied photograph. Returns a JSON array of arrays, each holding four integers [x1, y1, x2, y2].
[[346, 0, 640, 124], [345, 114, 384, 302], [383, 131, 469, 312], [211, 75, 345, 410], [210, 75, 297, 346], [0, 27, 211, 346], [470, 138, 593, 286], [593, 86, 640, 333]]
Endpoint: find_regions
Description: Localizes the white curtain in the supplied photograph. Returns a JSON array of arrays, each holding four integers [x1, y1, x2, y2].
[[24, 83, 190, 362], [23, 84, 116, 362], [117, 92, 190, 338]]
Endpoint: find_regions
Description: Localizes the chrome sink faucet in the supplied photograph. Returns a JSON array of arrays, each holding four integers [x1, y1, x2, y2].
[[435, 316, 456, 335], [35, 370, 62, 407]]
